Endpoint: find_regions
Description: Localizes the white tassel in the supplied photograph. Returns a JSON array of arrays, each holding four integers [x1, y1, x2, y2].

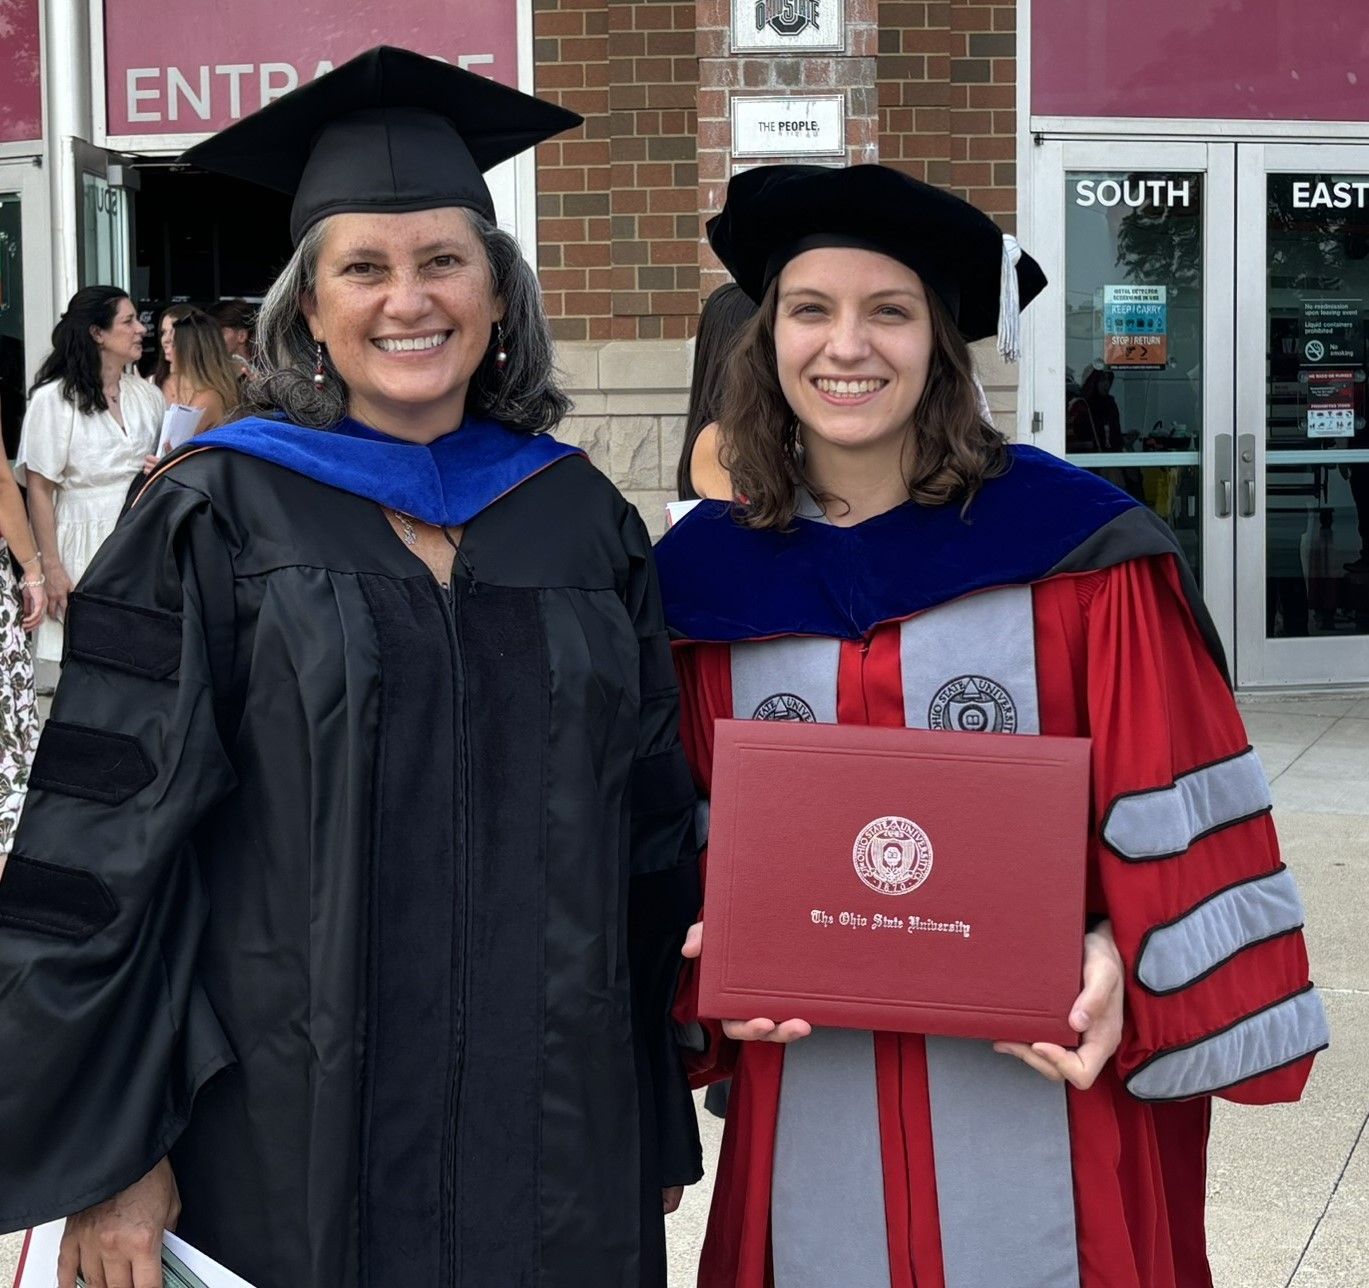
[[997, 233, 1023, 364], [972, 371, 993, 425]]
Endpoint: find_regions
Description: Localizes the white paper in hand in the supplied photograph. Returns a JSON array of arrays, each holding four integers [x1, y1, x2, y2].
[[14, 1220, 256, 1288], [158, 404, 207, 456], [665, 499, 702, 528]]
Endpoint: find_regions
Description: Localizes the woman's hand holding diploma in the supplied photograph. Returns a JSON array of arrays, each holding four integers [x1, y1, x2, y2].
[[682, 921, 813, 1044]]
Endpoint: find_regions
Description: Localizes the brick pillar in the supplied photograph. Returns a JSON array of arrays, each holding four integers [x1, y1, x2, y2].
[[877, 0, 1017, 231], [948, 0, 1016, 230], [877, 1, 952, 188], [607, 0, 700, 341], [696, 0, 882, 300], [533, 0, 612, 342]]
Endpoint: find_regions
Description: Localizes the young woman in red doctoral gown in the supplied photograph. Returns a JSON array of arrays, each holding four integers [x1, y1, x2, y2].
[[654, 164, 1328, 1288]]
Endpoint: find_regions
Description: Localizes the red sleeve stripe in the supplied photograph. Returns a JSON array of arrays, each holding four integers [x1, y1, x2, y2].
[[1101, 747, 1271, 862], [1125, 985, 1329, 1100], [1134, 866, 1305, 995]]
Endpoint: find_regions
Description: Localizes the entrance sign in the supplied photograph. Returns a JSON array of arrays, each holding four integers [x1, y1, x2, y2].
[[0, 0, 42, 145], [1103, 285, 1168, 369], [1303, 369, 1357, 440], [732, 95, 845, 159], [731, 0, 843, 53], [100, 0, 518, 143]]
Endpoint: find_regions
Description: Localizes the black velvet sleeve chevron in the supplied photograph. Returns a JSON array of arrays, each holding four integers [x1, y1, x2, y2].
[[64, 592, 182, 680], [29, 721, 156, 804], [0, 853, 116, 940], [0, 473, 238, 1233]]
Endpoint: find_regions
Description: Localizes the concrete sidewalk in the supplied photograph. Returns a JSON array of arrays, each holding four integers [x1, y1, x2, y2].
[[666, 692, 1369, 1287], [1, 694, 1363, 1286]]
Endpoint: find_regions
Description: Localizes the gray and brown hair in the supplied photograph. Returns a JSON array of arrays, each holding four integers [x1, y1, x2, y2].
[[241, 211, 570, 434]]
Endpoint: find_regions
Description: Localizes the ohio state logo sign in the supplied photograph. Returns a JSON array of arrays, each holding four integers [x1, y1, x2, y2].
[[755, 0, 821, 37]]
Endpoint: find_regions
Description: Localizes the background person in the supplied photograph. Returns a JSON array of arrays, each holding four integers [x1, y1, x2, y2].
[[677, 282, 757, 502], [161, 309, 242, 434], [0, 49, 699, 1288], [656, 163, 1327, 1288], [14, 287, 163, 671], [0, 398, 46, 867], [151, 302, 196, 392], [208, 298, 258, 381]]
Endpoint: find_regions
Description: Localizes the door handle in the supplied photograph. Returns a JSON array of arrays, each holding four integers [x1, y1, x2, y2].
[[1237, 433, 1258, 518], [1215, 433, 1232, 517]]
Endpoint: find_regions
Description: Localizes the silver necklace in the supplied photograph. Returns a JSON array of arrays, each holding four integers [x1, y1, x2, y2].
[[390, 509, 418, 547]]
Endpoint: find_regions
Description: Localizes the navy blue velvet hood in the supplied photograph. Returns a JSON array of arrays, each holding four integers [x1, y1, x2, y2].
[[196, 415, 582, 527], [655, 446, 1153, 642]]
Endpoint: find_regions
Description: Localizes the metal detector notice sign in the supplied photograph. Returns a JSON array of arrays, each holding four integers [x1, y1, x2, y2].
[[1103, 285, 1168, 369]]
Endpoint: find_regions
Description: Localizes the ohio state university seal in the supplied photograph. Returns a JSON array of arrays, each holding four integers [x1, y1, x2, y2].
[[852, 816, 934, 896], [927, 675, 1017, 734], [753, 692, 817, 722]]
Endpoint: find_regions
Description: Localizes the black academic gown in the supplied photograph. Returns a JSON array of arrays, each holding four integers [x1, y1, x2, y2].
[[0, 446, 702, 1288]]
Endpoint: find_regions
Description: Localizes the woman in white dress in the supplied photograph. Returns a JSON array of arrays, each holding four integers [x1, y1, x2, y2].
[[16, 287, 163, 665]]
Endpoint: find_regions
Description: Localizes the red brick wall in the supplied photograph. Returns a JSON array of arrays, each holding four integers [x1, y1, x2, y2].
[[534, 0, 700, 341], [877, 0, 1016, 231], [608, 0, 700, 340], [533, 0, 1019, 337]]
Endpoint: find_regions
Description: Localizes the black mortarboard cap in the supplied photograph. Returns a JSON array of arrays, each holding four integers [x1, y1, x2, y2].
[[179, 47, 582, 244], [707, 165, 1047, 359]]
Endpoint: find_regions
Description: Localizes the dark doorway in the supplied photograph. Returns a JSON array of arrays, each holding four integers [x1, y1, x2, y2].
[[131, 165, 294, 366]]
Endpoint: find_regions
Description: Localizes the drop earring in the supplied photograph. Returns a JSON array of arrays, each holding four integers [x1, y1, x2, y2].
[[313, 341, 326, 389], [494, 323, 508, 372]]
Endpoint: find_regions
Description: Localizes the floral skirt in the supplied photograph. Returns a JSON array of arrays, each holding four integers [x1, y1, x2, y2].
[[0, 556, 39, 857]]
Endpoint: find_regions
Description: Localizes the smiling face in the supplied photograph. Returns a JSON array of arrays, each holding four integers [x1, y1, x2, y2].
[[303, 208, 505, 440], [774, 247, 935, 460], [160, 314, 176, 366], [92, 296, 145, 367]]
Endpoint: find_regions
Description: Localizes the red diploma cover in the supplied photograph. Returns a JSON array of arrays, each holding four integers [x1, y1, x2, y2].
[[699, 719, 1091, 1044]]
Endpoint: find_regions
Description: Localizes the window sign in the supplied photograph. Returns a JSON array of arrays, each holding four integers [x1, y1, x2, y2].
[[1303, 369, 1358, 439], [1103, 285, 1168, 369], [1301, 298, 1362, 367]]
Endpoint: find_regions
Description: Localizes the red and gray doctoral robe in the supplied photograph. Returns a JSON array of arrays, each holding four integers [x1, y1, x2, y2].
[[652, 447, 1328, 1288]]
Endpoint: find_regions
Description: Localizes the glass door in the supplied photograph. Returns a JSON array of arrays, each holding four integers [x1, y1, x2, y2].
[[1235, 145, 1369, 688], [0, 159, 52, 459], [72, 141, 134, 295], [1030, 141, 1236, 658]]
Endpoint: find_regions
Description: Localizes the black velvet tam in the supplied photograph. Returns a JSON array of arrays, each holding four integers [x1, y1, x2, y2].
[[706, 164, 1047, 341], [179, 46, 582, 243]]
